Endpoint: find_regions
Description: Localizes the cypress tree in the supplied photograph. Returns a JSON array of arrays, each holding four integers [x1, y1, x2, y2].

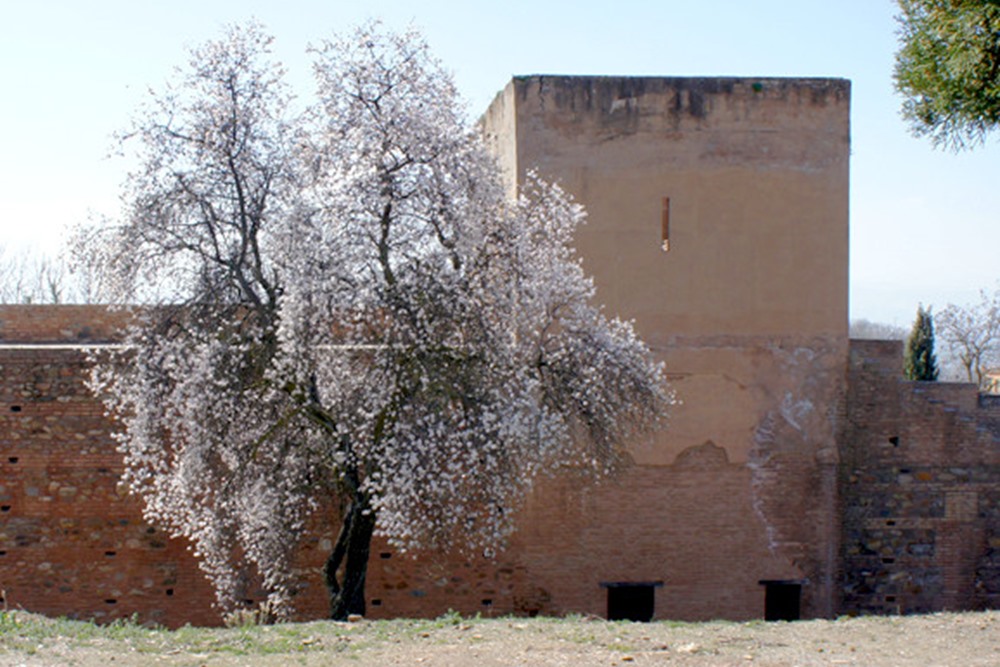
[[904, 305, 939, 381]]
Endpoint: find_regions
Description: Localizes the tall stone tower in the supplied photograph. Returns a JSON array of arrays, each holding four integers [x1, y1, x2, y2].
[[481, 76, 850, 620]]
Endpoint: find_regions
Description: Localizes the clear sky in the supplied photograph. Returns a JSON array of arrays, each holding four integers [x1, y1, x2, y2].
[[1, 0, 998, 326]]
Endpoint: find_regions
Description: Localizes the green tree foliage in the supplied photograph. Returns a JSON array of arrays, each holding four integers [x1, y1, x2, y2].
[[905, 305, 940, 380], [894, 0, 1000, 150]]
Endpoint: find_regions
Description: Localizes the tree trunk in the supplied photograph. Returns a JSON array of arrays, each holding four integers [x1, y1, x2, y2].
[[324, 490, 377, 620]]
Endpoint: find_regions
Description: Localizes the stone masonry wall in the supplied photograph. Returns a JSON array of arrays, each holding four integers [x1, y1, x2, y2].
[[841, 340, 1000, 614], [0, 305, 129, 343], [0, 307, 334, 626], [0, 345, 222, 626], [484, 76, 852, 620], [15, 316, 1000, 623], [0, 305, 817, 625], [0, 308, 536, 624]]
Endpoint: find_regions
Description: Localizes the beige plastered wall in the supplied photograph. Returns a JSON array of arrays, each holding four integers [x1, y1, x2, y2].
[[480, 75, 850, 620]]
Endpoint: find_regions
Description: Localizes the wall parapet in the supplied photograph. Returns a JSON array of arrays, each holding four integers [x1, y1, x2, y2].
[[0, 305, 126, 344]]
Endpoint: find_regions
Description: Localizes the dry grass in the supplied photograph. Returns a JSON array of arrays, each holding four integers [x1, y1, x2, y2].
[[0, 609, 996, 666]]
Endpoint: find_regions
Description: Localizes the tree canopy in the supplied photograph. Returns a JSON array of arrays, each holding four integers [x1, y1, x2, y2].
[[894, 0, 1000, 150], [77, 23, 670, 620], [938, 288, 1000, 389]]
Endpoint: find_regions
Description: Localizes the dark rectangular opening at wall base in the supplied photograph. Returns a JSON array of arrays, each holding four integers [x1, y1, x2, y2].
[[600, 581, 663, 622], [759, 580, 802, 621]]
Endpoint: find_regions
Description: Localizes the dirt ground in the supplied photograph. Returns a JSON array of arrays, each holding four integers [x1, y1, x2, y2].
[[0, 610, 997, 666]]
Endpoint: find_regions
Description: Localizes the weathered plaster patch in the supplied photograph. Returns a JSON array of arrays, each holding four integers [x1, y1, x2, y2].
[[671, 440, 729, 470], [745, 340, 845, 599], [749, 413, 780, 553], [780, 392, 814, 432], [609, 97, 638, 114]]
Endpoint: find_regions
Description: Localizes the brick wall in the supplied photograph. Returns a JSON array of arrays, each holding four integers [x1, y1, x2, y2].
[[0, 305, 129, 343], [0, 306, 333, 626], [0, 346, 219, 626], [0, 306, 819, 625], [841, 340, 1000, 614], [23, 310, 998, 624], [368, 460, 794, 622]]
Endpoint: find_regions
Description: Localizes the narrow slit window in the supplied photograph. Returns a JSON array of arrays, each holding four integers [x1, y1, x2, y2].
[[661, 197, 671, 252]]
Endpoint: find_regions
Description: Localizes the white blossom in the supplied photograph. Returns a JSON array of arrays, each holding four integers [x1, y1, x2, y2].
[[81, 21, 671, 620]]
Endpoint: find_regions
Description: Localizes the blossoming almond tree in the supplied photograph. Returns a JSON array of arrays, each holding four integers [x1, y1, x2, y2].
[[79, 22, 670, 621]]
